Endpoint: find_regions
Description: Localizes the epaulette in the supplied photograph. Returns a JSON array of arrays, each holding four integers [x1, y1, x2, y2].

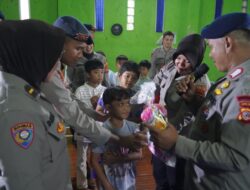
[[24, 85, 40, 99], [227, 66, 245, 81]]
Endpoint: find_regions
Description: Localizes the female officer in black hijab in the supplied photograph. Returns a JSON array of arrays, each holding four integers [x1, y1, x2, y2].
[[0, 20, 75, 190]]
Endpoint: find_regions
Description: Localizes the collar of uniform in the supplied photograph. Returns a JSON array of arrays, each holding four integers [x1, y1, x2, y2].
[[227, 59, 250, 81]]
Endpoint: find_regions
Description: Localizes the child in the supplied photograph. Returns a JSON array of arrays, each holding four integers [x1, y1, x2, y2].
[[108, 55, 129, 87], [75, 59, 106, 190], [134, 60, 152, 91], [91, 87, 142, 190], [96, 60, 140, 115]]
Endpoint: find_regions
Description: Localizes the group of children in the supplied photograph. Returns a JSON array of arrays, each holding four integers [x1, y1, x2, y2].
[[74, 55, 153, 190]]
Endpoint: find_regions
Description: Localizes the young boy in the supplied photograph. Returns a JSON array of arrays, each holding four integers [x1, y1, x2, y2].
[[134, 60, 152, 91], [108, 55, 129, 87], [96, 60, 140, 115], [75, 59, 106, 190], [91, 87, 142, 190]]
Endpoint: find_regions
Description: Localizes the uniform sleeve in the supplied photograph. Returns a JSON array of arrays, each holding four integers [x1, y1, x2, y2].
[[175, 81, 250, 171], [41, 72, 111, 146], [75, 87, 81, 99], [0, 112, 45, 190]]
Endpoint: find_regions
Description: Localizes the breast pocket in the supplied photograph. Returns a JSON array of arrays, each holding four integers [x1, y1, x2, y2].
[[46, 120, 67, 162]]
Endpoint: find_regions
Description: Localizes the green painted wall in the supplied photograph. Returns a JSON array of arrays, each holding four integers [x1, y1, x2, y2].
[[0, 0, 19, 19], [0, 0, 249, 81]]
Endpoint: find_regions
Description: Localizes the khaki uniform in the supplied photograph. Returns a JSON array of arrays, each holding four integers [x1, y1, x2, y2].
[[41, 67, 111, 146], [0, 71, 72, 190], [67, 52, 106, 91], [154, 62, 211, 132], [152, 61, 210, 189], [150, 46, 176, 79], [175, 60, 250, 190]]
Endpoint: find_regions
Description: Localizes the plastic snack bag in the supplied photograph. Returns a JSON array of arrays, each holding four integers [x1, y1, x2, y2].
[[132, 82, 176, 167]]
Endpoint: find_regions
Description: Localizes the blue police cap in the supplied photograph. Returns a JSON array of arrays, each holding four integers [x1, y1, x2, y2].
[[201, 12, 250, 39], [53, 16, 90, 42]]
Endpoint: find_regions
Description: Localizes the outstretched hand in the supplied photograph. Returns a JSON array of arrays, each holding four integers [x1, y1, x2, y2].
[[118, 127, 148, 151], [147, 123, 178, 150]]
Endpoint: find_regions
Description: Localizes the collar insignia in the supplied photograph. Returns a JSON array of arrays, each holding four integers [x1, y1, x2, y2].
[[220, 81, 230, 89], [57, 121, 65, 133]]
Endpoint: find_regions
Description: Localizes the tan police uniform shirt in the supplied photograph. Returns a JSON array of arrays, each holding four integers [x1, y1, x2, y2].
[[150, 46, 176, 79], [175, 59, 250, 190], [0, 71, 72, 190], [41, 66, 111, 146], [154, 62, 211, 133]]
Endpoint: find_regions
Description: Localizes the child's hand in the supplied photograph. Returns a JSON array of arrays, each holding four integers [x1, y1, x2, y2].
[[90, 95, 99, 109]]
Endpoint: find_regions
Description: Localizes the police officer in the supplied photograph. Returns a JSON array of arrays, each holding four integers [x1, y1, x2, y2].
[[0, 19, 68, 190], [150, 31, 176, 79], [68, 36, 106, 91], [153, 34, 211, 190], [149, 12, 250, 190], [40, 16, 146, 151]]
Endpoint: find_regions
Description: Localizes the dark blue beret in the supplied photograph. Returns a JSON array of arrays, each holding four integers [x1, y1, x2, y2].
[[0, 11, 5, 20], [53, 16, 90, 42], [201, 12, 250, 39]]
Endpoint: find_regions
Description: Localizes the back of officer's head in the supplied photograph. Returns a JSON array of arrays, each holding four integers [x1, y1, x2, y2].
[[103, 87, 131, 106], [0, 19, 65, 88], [84, 59, 104, 73]]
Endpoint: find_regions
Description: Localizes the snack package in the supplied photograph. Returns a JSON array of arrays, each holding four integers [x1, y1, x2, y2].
[[132, 82, 176, 167], [141, 104, 168, 130]]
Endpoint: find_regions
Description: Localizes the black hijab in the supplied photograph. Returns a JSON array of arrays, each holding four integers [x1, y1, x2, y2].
[[172, 34, 206, 69], [0, 19, 65, 89]]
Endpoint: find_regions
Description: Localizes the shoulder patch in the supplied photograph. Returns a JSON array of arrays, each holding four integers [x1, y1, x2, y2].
[[11, 122, 34, 149], [228, 67, 244, 80], [237, 96, 250, 124]]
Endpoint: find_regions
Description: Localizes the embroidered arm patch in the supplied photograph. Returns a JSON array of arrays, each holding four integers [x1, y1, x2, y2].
[[10, 122, 34, 149]]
